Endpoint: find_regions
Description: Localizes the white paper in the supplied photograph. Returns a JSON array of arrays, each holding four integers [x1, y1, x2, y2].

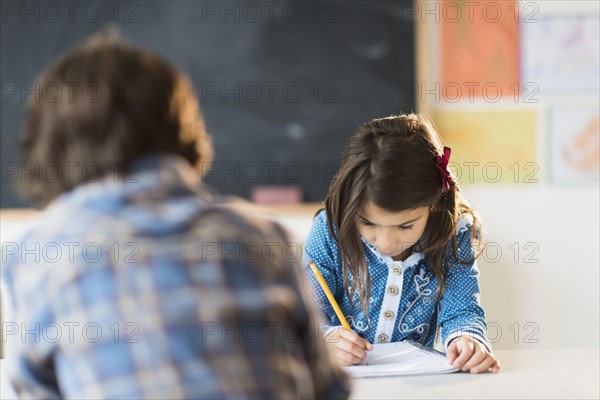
[[343, 341, 459, 378]]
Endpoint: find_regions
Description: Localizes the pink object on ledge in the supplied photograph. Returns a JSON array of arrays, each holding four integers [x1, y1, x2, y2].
[[250, 185, 303, 204]]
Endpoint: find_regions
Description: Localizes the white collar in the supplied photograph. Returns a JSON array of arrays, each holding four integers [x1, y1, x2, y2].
[[361, 237, 424, 268]]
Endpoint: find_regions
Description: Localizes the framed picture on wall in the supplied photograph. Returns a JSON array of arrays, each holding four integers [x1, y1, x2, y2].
[[549, 106, 600, 182], [440, 0, 520, 101], [432, 108, 538, 185], [522, 13, 599, 94]]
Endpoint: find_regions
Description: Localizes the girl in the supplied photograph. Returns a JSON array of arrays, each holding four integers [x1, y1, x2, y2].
[[304, 114, 500, 374]]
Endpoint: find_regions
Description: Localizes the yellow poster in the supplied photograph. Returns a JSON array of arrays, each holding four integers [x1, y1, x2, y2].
[[432, 110, 537, 185]]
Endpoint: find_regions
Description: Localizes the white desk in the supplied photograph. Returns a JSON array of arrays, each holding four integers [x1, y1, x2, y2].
[[2, 349, 598, 399], [351, 348, 599, 399]]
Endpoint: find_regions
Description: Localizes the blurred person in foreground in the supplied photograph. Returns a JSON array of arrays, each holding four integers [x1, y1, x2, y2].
[[1, 34, 350, 399]]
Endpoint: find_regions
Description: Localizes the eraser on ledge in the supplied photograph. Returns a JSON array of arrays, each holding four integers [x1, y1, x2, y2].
[[250, 185, 303, 204]]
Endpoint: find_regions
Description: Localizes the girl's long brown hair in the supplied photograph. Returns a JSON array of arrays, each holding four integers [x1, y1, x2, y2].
[[324, 114, 482, 320]]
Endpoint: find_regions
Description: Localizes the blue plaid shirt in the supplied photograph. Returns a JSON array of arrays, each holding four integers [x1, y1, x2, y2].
[[2, 155, 350, 399]]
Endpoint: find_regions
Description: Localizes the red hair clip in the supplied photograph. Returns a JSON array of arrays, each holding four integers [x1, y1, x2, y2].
[[435, 146, 453, 195]]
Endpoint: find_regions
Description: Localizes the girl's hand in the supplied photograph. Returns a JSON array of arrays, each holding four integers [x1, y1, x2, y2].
[[325, 326, 373, 366], [446, 335, 501, 374]]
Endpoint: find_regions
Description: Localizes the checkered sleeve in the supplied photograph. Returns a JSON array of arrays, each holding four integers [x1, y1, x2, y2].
[[190, 208, 351, 399], [2, 242, 70, 399], [4, 185, 351, 399], [270, 221, 351, 399]]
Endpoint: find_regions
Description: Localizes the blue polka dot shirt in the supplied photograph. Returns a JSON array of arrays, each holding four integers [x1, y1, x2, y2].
[[303, 210, 492, 352]]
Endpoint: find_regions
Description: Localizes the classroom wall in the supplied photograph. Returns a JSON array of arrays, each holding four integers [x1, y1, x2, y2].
[[415, 0, 600, 351], [467, 186, 599, 350]]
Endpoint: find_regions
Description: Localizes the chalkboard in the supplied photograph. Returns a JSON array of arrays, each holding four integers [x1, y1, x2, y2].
[[0, 1, 415, 207]]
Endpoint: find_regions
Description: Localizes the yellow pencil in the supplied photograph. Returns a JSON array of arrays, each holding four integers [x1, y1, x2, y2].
[[308, 261, 351, 330]]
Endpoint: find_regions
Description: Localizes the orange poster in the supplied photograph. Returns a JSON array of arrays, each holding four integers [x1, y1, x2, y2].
[[441, 0, 520, 100]]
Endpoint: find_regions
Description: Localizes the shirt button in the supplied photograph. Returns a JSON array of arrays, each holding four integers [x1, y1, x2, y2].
[[392, 266, 401, 275], [388, 285, 399, 295], [378, 333, 389, 343], [383, 310, 395, 320]]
